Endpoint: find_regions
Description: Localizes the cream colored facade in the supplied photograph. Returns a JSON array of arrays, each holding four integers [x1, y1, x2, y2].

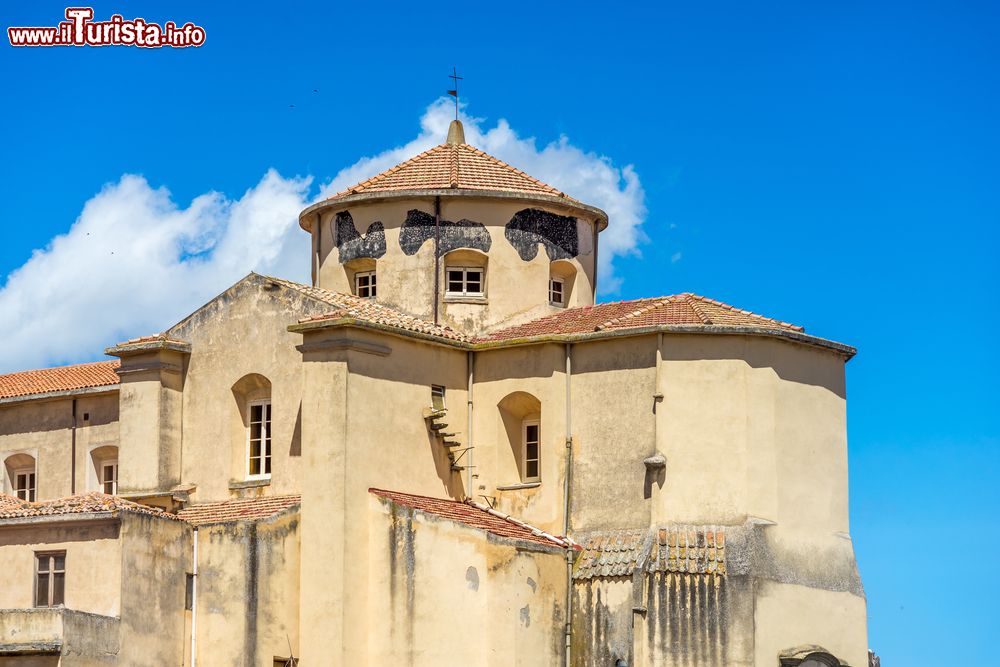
[[0, 120, 869, 666]]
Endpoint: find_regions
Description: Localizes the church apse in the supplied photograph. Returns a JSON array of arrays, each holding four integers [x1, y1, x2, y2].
[[334, 210, 387, 263], [399, 209, 492, 256]]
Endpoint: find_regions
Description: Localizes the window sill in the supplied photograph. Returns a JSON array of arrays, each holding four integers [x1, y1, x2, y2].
[[444, 295, 488, 305], [496, 481, 541, 491], [229, 477, 271, 490]]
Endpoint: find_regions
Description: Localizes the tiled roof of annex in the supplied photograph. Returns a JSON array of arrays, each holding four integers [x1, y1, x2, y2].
[[574, 525, 728, 579], [370, 488, 574, 550], [0, 492, 181, 521], [177, 494, 301, 526], [0, 360, 120, 401]]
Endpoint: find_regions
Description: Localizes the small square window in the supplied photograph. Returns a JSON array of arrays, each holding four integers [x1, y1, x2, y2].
[[355, 271, 376, 299], [431, 385, 446, 412], [445, 267, 485, 297], [15, 470, 36, 502], [549, 278, 564, 306]]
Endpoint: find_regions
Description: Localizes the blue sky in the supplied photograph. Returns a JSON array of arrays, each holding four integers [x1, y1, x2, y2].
[[2, 1, 998, 663]]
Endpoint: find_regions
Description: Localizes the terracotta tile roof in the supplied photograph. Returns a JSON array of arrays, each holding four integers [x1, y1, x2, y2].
[[0, 360, 120, 400], [481, 293, 804, 342], [370, 488, 574, 549], [268, 275, 471, 342], [574, 526, 727, 579], [0, 492, 180, 522], [177, 494, 301, 526], [273, 276, 847, 353], [329, 143, 577, 203]]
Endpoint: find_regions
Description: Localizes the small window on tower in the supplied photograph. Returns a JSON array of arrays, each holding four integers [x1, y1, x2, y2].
[[446, 267, 485, 297], [355, 270, 376, 298], [549, 278, 564, 306]]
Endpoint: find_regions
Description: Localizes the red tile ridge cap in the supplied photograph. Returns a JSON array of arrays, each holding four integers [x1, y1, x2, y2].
[[464, 498, 579, 549]]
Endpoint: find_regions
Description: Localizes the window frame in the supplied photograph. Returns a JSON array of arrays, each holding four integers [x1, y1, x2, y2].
[[34, 550, 66, 608], [245, 398, 273, 480], [445, 266, 486, 298], [13, 467, 36, 502], [100, 461, 118, 495], [548, 277, 565, 306], [522, 419, 541, 483], [431, 385, 447, 412], [354, 270, 376, 299]]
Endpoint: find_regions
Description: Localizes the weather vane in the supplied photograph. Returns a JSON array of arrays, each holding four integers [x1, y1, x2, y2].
[[447, 67, 462, 120]]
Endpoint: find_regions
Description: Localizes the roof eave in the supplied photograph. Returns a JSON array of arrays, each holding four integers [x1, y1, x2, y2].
[[288, 318, 856, 359], [298, 188, 609, 232], [0, 384, 119, 407]]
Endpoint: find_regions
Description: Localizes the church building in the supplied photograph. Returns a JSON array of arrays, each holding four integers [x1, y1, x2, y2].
[[0, 118, 869, 666]]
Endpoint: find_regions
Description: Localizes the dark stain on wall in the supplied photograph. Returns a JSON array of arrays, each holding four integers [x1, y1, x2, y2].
[[334, 211, 387, 263], [244, 523, 259, 666], [505, 208, 579, 261], [399, 209, 492, 256]]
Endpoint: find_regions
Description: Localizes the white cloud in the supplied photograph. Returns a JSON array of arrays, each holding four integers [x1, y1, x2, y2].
[[671, 251, 683, 263], [0, 99, 646, 372]]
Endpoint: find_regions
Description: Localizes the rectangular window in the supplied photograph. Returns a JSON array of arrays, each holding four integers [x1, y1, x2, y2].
[[35, 551, 65, 608], [431, 385, 446, 412], [101, 462, 118, 495], [355, 270, 376, 298], [15, 471, 36, 502], [247, 400, 272, 478], [445, 267, 485, 297], [523, 420, 540, 482], [185, 573, 195, 611], [549, 278, 564, 306]]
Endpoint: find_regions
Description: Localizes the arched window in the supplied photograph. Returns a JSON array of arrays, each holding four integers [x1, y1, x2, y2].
[[4, 453, 37, 501], [89, 445, 119, 494], [232, 374, 272, 481], [549, 259, 577, 307], [497, 392, 542, 485], [443, 249, 488, 300], [345, 258, 377, 299]]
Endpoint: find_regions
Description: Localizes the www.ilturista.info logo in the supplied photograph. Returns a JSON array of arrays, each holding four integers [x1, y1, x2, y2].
[[8, 8, 206, 48]]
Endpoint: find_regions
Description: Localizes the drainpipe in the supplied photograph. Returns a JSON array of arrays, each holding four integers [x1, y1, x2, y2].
[[563, 343, 574, 667], [467, 351, 475, 495], [433, 196, 442, 324], [70, 399, 77, 494], [191, 527, 199, 667]]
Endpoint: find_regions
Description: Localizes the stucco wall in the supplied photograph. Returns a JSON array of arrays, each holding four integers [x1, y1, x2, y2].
[[117, 513, 190, 667], [316, 197, 598, 333], [0, 520, 122, 616], [194, 511, 300, 666], [167, 275, 334, 502], [0, 393, 118, 501], [366, 494, 567, 666]]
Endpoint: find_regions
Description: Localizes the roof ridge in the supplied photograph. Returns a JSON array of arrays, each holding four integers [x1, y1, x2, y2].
[[594, 296, 678, 331], [457, 144, 567, 198], [331, 144, 449, 199], [681, 293, 714, 325], [684, 293, 804, 332]]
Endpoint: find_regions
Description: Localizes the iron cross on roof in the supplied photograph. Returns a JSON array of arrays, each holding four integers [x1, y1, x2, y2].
[[447, 67, 463, 120]]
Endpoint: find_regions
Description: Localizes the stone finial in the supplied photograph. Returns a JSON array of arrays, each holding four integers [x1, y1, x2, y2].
[[446, 119, 466, 145], [644, 452, 667, 470]]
